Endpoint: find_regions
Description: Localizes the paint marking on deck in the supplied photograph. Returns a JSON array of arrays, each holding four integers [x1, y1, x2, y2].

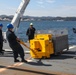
[[0, 62, 23, 73], [1, 45, 76, 73], [0, 58, 33, 73]]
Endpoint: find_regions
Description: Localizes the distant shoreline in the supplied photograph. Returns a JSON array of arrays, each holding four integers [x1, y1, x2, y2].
[[0, 15, 76, 21]]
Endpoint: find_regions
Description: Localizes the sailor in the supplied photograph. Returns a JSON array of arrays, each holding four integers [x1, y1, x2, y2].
[[73, 28, 76, 33], [6, 24, 27, 62], [26, 23, 36, 42], [0, 23, 4, 55]]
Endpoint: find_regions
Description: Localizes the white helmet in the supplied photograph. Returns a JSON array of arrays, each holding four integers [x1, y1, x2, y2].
[[30, 23, 33, 26]]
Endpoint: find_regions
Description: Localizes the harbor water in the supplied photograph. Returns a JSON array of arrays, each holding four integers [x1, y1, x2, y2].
[[0, 20, 76, 45]]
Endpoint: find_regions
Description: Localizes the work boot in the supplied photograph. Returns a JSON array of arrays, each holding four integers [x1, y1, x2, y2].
[[14, 59, 20, 62], [21, 59, 27, 62]]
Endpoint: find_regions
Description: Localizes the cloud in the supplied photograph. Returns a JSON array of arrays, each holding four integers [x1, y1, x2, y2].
[[37, 0, 44, 4], [62, 5, 76, 10], [36, 0, 45, 8], [36, 0, 55, 8], [46, 0, 56, 3], [37, 0, 55, 4], [0, 7, 17, 15], [47, 5, 76, 17]]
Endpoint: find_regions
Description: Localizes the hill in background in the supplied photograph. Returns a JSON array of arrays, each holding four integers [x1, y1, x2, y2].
[[0, 15, 76, 21]]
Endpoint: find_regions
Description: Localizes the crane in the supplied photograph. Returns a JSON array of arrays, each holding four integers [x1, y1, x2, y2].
[[11, 0, 30, 31]]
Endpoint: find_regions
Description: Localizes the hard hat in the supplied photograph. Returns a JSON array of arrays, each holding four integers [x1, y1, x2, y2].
[[7, 24, 14, 28], [0, 23, 3, 27], [30, 23, 33, 26]]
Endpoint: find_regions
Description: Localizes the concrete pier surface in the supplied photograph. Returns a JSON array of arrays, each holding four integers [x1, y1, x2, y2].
[[0, 42, 76, 75]]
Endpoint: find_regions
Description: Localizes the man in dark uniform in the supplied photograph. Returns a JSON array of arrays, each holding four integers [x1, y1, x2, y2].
[[0, 23, 4, 55], [26, 23, 36, 41], [6, 24, 27, 62]]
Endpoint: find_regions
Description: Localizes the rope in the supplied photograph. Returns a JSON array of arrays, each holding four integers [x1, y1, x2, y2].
[[18, 40, 38, 58]]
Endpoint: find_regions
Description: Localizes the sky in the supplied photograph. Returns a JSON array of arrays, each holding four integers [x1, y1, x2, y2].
[[0, 0, 76, 17]]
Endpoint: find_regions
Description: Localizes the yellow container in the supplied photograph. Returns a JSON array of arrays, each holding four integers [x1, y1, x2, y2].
[[30, 40, 43, 58], [30, 39, 54, 58], [49, 42, 54, 54], [35, 34, 52, 40]]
